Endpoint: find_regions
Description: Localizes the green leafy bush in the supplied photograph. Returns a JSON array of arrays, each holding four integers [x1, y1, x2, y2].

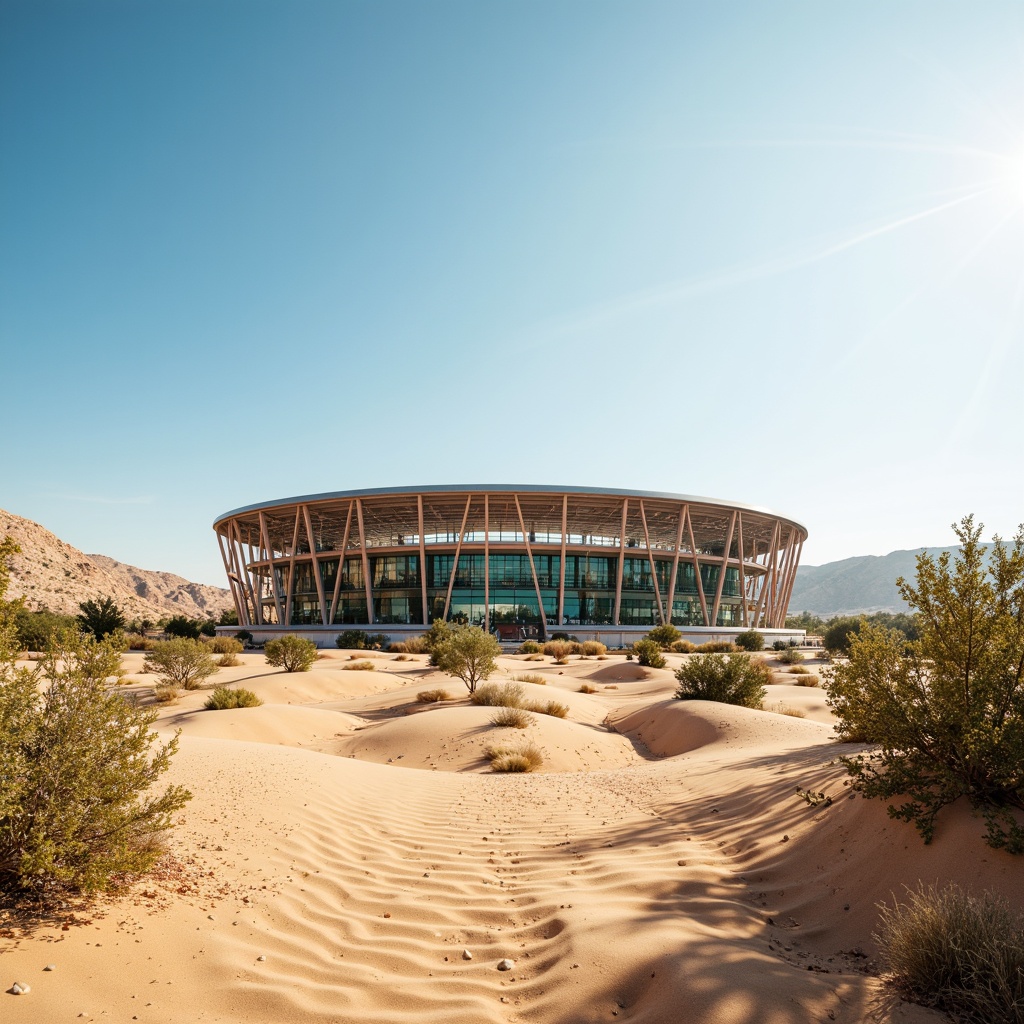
[[234, 629, 254, 645], [144, 638, 217, 690], [204, 687, 262, 709], [633, 639, 666, 668], [421, 619, 453, 665], [264, 635, 318, 673], [827, 516, 1024, 851], [0, 550, 190, 896], [14, 607, 78, 652], [734, 629, 765, 652], [216, 652, 240, 667], [164, 615, 203, 639], [434, 625, 501, 694], [674, 653, 770, 708], [77, 596, 126, 640], [876, 882, 1024, 1023], [646, 624, 681, 649], [776, 647, 804, 665]]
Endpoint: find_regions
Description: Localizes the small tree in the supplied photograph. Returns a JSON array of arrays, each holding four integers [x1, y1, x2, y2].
[[434, 625, 500, 694], [15, 607, 78, 652], [633, 638, 666, 668], [823, 616, 862, 655], [144, 637, 217, 690], [734, 629, 765, 652], [646, 623, 681, 649], [827, 516, 1024, 852], [674, 653, 770, 708], [265, 634, 318, 672], [421, 619, 453, 665], [77, 596, 126, 639], [0, 540, 190, 895], [164, 615, 202, 639]]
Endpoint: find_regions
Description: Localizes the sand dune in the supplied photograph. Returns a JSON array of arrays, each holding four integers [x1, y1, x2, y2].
[[4, 651, 1017, 1024]]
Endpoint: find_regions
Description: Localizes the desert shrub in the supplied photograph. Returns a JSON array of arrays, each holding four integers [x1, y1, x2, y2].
[[582, 640, 607, 656], [335, 629, 368, 650], [343, 659, 376, 671], [390, 636, 427, 654], [144, 637, 217, 690], [418, 619, 453, 665], [124, 633, 156, 651], [578, 683, 598, 694], [876, 882, 1024, 1023], [646, 624, 681, 650], [542, 640, 571, 663], [788, 664, 810, 674], [393, 653, 410, 661], [625, 651, 633, 661], [670, 639, 697, 654], [823, 616, 862, 656], [828, 516, 1024, 852], [765, 702, 806, 718], [216, 652, 240, 667], [633, 639, 666, 669], [734, 629, 765, 652], [204, 636, 243, 655], [490, 706, 533, 729], [434, 625, 501, 694], [776, 647, 804, 665], [77, 596, 127, 640], [415, 688, 452, 703], [0, 578, 191, 896], [204, 686, 262, 710], [163, 614, 203, 640], [484, 742, 544, 772], [153, 684, 181, 705], [792, 673, 820, 687], [14, 607, 79, 652], [525, 699, 568, 718], [525, 653, 544, 661], [472, 682, 526, 707], [674, 653, 770, 708], [517, 640, 542, 654], [550, 632, 579, 642], [697, 640, 739, 653], [566, 641, 584, 655], [264, 635, 318, 673], [512, 672, 546, 685], [234, 629, 254, 645]]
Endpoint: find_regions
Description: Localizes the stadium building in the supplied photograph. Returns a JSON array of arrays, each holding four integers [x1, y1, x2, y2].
[[213, 486, 807, 646]]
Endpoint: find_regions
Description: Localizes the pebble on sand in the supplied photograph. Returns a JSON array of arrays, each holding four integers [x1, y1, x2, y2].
[[44, 964, 56, 971], [462, 949, 473, 960], [256, 955, 266, 962], [497, 959, 514, 971], [11, 982, 30, 994]]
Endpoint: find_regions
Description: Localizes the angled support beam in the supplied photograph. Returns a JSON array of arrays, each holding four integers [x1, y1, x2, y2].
[[613, 498, 628, 625], [638, 499, 665, 625], [355, 498, 375, 624], [710, 511, 737, 628], [778, 535, 803, 626], [753, 521, 780, 628], [442, 494, 473, 622], [685, 510, 710, 626], [665, 503, 687, 627], [417, 494, 428, 624], [284, 506, 302, 628], [302, 505, 329, 626], [557, 494, 567, 625], [259, 511, 285, 625], [328, 501, 354, 626], [515, 494, 548, 639], [483, 493, 490, 632], [216, 531, 244, 626], [736, 512, 747, 627]]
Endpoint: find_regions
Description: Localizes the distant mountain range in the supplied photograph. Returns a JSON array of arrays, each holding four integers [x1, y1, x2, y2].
[[0, 508, 233, 622], [789, 547, 958, 618]]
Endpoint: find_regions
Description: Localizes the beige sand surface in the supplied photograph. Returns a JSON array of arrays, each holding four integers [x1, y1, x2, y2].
[[4, 651, 1019, 1024]]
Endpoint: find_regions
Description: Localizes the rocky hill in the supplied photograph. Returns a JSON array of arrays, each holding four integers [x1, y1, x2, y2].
[[789, 546, 954, 617], [0, 508, 233, 622]]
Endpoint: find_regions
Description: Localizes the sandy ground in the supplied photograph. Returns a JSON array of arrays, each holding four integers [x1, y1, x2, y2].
[[3, 650, 1022, 1023]]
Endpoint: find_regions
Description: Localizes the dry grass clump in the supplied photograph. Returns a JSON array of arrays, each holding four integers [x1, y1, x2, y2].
[[578, 683, 598, 694], [792, 673, 820, 686], [389, 636, 427, 654], [582, 640, 607, 655], [393, 653, 410, 661], [788, 664, 811, 674], [542, 640, 571, 663], [343, 659, 376, 671], [764, 701, 806, 718], [525, 653, 544, 662], [484, 742, 544, 772], [472, 682, 526, 707], [776, 647, 805, 665], [512, 672, 546, 685], [153, 684, 181, 705], [204, 686, 262, 709], [216, 652, 240, 667], [203, 636, 244, 655], [670, 639, 698, 654], [876, 882, 1024, 1023], [526, 699, 568, 718], [415, 688, 453, 703], [490, 706, 534, 729], [126, 634, 157, 651], [696, 641, 740, 653], [517, 640, 542, 654]]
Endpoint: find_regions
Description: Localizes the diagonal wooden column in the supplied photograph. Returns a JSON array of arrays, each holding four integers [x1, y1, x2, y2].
[[355, 499, 375, 624], [229, 521, 259, 625], [216, 531, 244, 625], [483, 494, 490, 632], [665, 503, 687, 627], [736, 513, 747, 626], [302, 505, 329, 626], [752, 521, 780, 628], [328, 501, 354, 625], [710, 511, 737, 628], [778, 535, 803, 626], [417, 494, 428, 624], [557, 494, 567, 625], [259, 511, 284, 625], [638, 500, 666, 624], [442, 495, 473, 622], [515, 495, 548, 638], [283, 507, 302, 628], [685, 511, 710, 625], [613, 498, 628, 625]]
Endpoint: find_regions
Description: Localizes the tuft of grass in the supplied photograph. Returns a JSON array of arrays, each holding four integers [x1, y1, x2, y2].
[[490, 706, 533, 729], [776, 647, 804, 665], [512, 672, 546, 685], [765, 701, 806, 718], [153, 684, 181, 705], [542, 640, 571, 664], [416, 688, 453, 703], [582, 640, 607, 656], [788, 665, 811, 674], [525, 653, 544, 662], [484, 742, 544, 772], [516, 641, 542, 654], [472, 682, 526, 707], [343, 660, 376, 671], [525, 699, 568, 718], [216, 652, 240, 667], [578, 683, 598, 694], [876, 883, 1024, 1023], [393, 653, 410, 662], [204, 686, 262, 710], [792, 674, 820, 687]]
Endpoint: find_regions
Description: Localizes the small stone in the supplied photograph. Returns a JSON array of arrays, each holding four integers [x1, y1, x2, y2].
[[12, 982, 30, 994], [44, 964, 56, 971], [208, 915, 215, 920], [462, 949, 472, 961], [497, 958, 514, 971], [383, 912, 391, 918], [256, 955, 266, 962], [781, 835, 789, 843]]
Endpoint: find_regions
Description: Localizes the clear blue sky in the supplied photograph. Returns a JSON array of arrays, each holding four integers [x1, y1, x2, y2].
[[2, 1, 1023, 586]]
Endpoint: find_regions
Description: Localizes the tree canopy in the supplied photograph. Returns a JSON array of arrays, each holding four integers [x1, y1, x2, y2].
[[434, 625, 500, 694]]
